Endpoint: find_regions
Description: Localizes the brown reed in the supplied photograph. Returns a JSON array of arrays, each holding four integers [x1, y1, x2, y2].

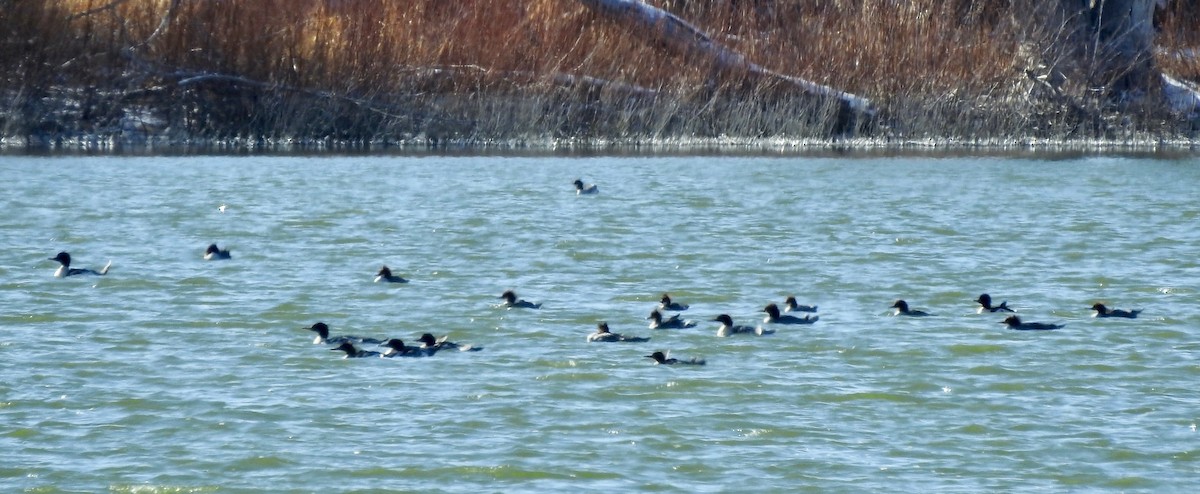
[[1, 0, 1196, 146]]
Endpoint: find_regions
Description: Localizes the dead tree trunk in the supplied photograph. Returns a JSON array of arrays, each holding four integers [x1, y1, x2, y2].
[[1025, 0, 1197, 124], [1081, 0, 1159, 97], [1072, 0, 1197, 115]]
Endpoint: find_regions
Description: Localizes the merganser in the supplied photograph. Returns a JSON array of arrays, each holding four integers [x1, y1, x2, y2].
[[379, 339, 430, 358], [49, 251, 111, 277], [203, 243, 231, 260], [573, 179, 598, 195], [417, 333, 481, 352], [498, 290, 541, 309], [647, 310, 697, 329], [374, 266, 408, 283], [305, 322, 383, 345], [783, 296, 817, 313], [891, 300, 931, 317], [713, 314, 772, 337], [587, 322, 650, 343], [975, 294, 1014, 313], [645, 351, 705, 366], [762, 303, 818, 325], [330, 342, 381, 358], [658, 293, 689, 311], [1000, 315, 1064, 331], [1091, 303, 1141, 319]]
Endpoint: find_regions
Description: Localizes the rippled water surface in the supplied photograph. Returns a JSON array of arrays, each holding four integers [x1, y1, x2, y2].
[[2, 152, 1199, 492]]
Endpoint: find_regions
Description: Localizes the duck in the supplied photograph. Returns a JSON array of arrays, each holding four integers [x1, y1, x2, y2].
[[891, 300, 931, 317], [658, 293, 689, 311], [1091, 303, 1141, 319], [975, 293, 1014, 313], [645, 351, 705, 366], [783, 296, 817, 313], [305, 322, 383, 345], [48, 251, 111, 277], [1000, 315, 1064, 331], [374, 265, 408, 283], [379, 338, 430, 358], [713, 314, 772, 337], [330, 342, 381, 358], [762, 303, 818, 325], [587, 322, 650, 343], [647, 310, 697, 329], [417, 333, 481, 352], [203, 243, 231, 260], [573, 179, 598, 195], [498, 290, 541, 309]]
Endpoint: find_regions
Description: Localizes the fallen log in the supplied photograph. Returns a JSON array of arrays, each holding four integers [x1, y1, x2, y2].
[[577, 0, 876, 131]]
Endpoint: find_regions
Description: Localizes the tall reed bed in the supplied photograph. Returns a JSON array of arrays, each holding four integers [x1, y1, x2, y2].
[[2, 0, 1196, 145]]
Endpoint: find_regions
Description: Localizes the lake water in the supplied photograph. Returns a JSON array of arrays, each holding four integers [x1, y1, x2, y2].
[[2, 151, 1199, 492]]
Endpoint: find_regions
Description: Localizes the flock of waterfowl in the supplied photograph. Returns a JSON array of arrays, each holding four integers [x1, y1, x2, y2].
[[303, 321, 482, 358], [46, 178, 1144, 367], [295, 279, 1140, 366], [890, 295, 1141, 331]]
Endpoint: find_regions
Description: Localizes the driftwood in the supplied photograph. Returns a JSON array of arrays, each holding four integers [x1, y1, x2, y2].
[[1162, 73, 1200, 117], [576, 0, 876, 127]]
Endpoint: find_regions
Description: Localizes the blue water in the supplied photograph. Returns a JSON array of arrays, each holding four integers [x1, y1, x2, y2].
[[1, 153, 1198, 492]]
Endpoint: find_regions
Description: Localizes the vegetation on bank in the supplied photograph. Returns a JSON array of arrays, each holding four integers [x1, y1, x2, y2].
[[1, 0, 1197, 150]]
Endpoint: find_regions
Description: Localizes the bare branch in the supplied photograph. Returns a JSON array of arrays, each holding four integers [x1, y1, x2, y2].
[[140, 0, 181, 48], [67, 0, 131, 20]]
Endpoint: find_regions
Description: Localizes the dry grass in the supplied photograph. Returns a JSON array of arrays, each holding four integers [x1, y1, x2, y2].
[[1, 0, 1196, 146], [1156, 0, 1200, 80]]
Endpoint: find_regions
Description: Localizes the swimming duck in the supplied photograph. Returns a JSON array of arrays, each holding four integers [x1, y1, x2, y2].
[[645, 351, 705, 366], [305, 322, 383, 345], [647, 310, 697, 329], [762, 303, 818, 325], [713, 314, 772, 337], [658, 293, 689, 312], [330, 342, 382, 358], [49, 251, 111, 277], [417, 333, 481, 352], [587, 322, 651, 343], [975, 293, 1013, 313], [574, 179, 598, 195], [203, 243, 231, 260], [783, 296, 817, 313], [379, 338, 430, 358], [1000, 315, 1064, 331], [891, 300, 931, 317], [374, 265, 408, 283], [498, 290, 541, 309], [1091, 303, 1140, 319]]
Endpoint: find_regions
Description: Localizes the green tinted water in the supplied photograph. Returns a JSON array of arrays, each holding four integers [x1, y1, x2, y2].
[[1, 153, 1198, 492]]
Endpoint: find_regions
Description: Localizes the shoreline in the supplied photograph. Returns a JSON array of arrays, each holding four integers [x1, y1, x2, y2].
[[7, 1, 1197, 159], [4, 136, 1195, 157], [4, 134, 1197, 157]]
